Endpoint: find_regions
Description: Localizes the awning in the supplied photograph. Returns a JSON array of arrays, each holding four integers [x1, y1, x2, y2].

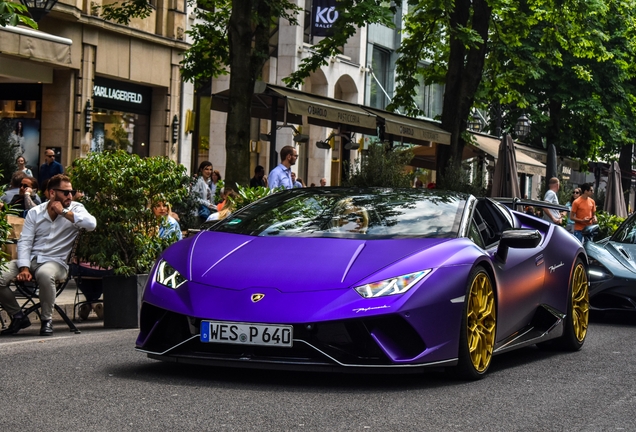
[[268, 85, 377, 135], [0, 26, 71, 72], [467, 134, 545, 176], [211, 83, 378, 135], [362, 107, 450, 145]]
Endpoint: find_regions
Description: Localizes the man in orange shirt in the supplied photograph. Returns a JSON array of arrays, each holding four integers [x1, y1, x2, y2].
[[570, 182, 597, 243]]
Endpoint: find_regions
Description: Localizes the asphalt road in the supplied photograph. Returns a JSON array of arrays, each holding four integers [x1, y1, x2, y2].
[[1, 312, 635, 432]]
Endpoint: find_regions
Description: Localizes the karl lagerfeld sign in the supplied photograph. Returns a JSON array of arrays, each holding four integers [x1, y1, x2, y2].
[[93, 85, 143, 104], [92, 76, 152, 114], [312, 0, 339, 37]]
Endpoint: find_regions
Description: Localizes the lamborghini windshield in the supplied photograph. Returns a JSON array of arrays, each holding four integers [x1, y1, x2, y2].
[[208, 188, 466, 239]]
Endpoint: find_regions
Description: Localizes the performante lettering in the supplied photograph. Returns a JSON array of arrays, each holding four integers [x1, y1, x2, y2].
[[93, 85, 143, 104]]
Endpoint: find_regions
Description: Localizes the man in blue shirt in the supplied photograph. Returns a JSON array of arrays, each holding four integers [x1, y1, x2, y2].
[[38, 149, 64, 193], [268, 145, 298, 190]]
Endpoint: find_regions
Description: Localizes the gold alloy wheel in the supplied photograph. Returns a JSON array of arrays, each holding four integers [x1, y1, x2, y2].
[[466, 272, 496, 373], [571, 262, 590, 342]]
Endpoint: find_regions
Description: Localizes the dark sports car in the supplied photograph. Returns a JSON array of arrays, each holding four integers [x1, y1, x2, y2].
[[136, 188, 589, 379], [585, 213, 636, 311]]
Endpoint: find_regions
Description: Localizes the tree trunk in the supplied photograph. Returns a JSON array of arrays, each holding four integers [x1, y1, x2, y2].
[[226, 1, 255, 189], [619, 144, 632, 210], [225, 1, 272, 189], [437, 0, 492, 182]]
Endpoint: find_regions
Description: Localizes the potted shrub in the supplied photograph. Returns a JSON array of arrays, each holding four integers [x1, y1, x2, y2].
[[69, 150, 188, 327]]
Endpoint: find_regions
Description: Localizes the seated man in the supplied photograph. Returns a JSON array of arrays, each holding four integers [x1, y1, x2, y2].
[[0, 174, 97, 336]]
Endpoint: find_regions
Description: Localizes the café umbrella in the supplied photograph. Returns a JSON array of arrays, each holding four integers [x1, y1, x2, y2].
[[604, 161, 628, 218], [491, 134, 521, 199]]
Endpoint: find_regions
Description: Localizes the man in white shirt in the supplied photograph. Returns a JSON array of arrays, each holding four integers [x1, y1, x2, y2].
[[0, 174, 97, 336], [268, 145, 298, 190], [542, 177, 563, 224]]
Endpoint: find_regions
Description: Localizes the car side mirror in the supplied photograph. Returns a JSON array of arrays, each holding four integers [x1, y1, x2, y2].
[[582, 224, 599, 240], [496, 229, 541, 263]]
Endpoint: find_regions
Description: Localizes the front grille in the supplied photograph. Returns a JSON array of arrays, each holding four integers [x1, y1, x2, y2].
[[139, 304, 426, 367]]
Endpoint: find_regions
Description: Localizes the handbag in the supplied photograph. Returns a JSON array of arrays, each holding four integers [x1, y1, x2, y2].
[[198, 204, 211, 219]]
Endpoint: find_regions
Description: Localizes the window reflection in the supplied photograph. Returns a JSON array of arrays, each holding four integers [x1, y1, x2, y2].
[[210, 189, 466, 239]]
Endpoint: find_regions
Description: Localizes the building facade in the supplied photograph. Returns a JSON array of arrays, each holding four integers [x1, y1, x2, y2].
[[0, 0, 188, 176]]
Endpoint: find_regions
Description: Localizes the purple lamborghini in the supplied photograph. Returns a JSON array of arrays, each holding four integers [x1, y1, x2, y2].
[[136, 188, 589, 379]]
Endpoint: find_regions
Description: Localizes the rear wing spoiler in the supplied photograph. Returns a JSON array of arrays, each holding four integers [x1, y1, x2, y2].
[[492, 197, 569, 213]]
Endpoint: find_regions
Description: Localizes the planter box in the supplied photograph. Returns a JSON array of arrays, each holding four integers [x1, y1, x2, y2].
[[103, 274, 148, 328]]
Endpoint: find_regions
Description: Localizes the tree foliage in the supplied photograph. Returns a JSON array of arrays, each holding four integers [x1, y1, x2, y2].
[[387, 0, 636, 183], [284, 1, 395, 87], [478, 0, 636, 161], [69, 151, 189, 276], [344, 141, 413, 188], [98, 1, 396, 187], [0, 1, 36, 28]]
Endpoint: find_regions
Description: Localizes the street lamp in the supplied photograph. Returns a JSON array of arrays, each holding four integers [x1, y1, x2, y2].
[[19, 0, 58, 22], [514, 114, 531, 140], [468, 113, 483, 132]]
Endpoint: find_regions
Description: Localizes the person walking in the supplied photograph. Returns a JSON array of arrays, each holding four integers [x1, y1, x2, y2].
[[250, 165, 267, 187], [565, 188, 581, 233], [268, 146, 298, 190], [291, 172, 303, 188], [542, 177, 563, 225], [38, 149, 64, 193], [0, 174, 97, 336], [571, 182, 597, 243], [16, 156, 32, 177], [192, 161, 215, 221]]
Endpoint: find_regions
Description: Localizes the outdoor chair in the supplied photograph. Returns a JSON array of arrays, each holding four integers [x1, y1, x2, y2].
[[10, 231, 83, 334]]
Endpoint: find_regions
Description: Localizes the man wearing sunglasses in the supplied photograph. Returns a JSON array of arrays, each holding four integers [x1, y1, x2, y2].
[[0, 174, 97, 336], [38, 149, 64, 194]]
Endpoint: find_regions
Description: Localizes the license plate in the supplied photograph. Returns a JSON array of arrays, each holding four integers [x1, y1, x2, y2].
[[200, 321, 293, 347]]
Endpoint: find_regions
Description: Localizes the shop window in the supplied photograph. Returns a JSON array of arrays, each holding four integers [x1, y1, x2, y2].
[[370, 46, 390, 110], [303, 0, 311, 44], [414, 73, 444, 119], [1, 94, 41, 173], [91, 109, 149, 157]]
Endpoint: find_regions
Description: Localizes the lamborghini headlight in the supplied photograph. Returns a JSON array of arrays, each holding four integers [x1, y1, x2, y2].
[[354, 270, 431, 298], [155, 260, 187, 289]]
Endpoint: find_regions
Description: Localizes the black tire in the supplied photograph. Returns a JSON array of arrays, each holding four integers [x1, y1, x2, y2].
[[448, 267, 496, 380], [551, 257, 589, 351]]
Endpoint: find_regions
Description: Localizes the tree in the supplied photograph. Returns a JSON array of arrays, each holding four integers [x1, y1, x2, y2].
[[380, 0, 634, 185], [102, 0, 393, 187], [478, 0, 636, 162], [0, 1, 36, 28]]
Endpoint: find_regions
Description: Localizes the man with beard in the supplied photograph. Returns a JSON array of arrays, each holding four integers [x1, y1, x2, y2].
[[0, 174, 97, 336]]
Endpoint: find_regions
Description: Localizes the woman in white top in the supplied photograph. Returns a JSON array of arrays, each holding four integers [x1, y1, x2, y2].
[[16, 156, 32, 177], [192, 161, 215, 221]]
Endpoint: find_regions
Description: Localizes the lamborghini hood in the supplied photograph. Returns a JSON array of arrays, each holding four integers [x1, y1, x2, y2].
[[172, 231, 457, 292]]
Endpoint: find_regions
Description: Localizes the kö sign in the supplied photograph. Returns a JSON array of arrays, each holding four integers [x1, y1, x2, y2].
[[312, 0, 339, 36]]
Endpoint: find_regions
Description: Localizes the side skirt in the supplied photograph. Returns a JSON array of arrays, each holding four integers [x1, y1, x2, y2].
[[493, 304, 565, 355]]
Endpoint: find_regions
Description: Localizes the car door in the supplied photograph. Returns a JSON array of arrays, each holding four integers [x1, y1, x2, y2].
[[475, 200, 546, 339]]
